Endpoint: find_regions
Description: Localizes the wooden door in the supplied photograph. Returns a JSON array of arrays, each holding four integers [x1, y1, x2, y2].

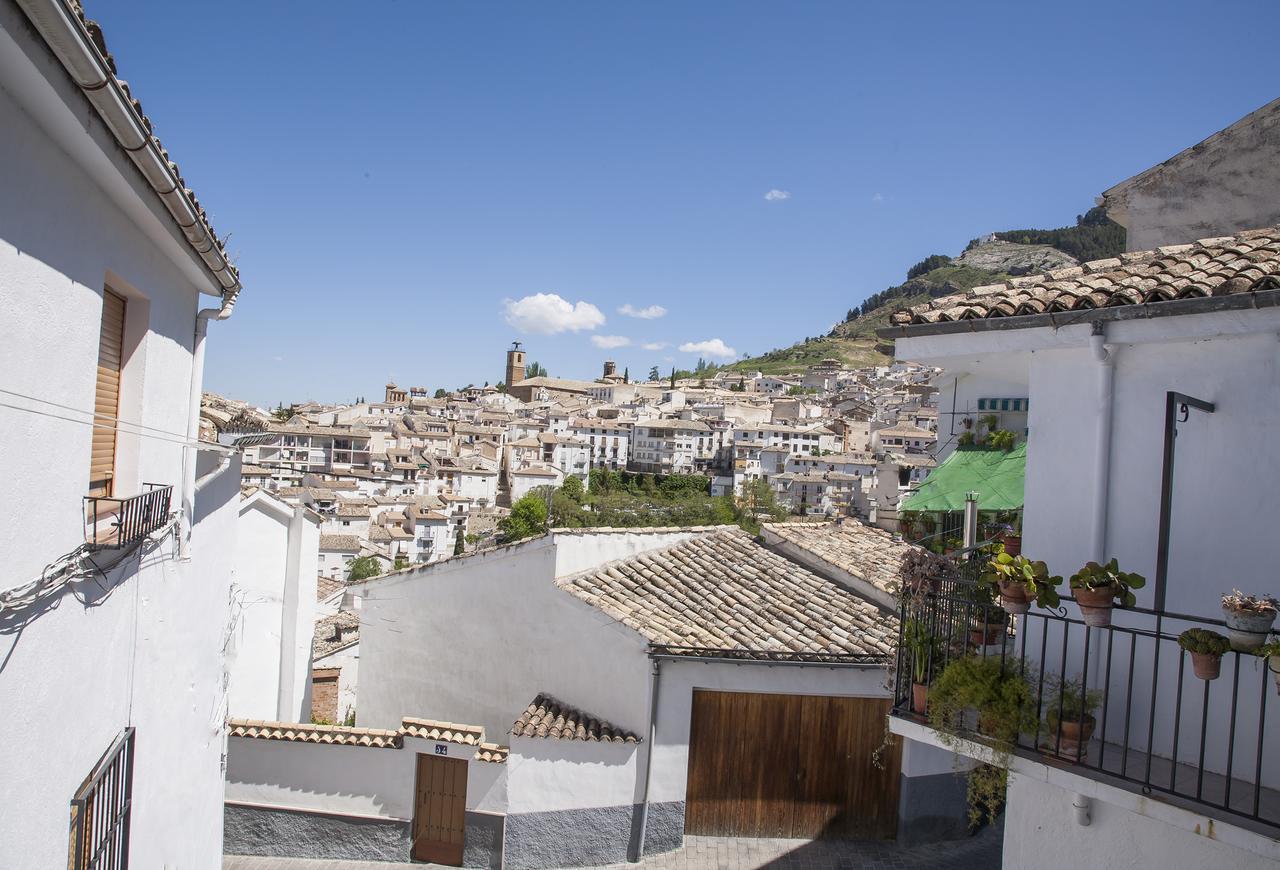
[[412, 754, 467, 865], [684, 690, 901, 840]]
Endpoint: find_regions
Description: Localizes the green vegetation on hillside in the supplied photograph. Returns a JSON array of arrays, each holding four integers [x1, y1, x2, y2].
[[988, 207, 1125, 263]]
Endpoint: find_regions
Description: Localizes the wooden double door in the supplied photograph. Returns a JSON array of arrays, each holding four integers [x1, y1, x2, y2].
[[412, 754, 468, 864], [684, 690, 901, 840]]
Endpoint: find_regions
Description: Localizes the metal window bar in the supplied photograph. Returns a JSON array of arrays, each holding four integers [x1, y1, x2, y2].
[[83, 483, 172, 549], [893, 556, 1279, 833], [69, 727, 135, 870]]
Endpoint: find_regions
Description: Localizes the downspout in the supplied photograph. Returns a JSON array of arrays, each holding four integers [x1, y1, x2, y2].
[[180, 293, 236, 558], [631, 657, 662, 863], [1089, 322, 1114, 562]]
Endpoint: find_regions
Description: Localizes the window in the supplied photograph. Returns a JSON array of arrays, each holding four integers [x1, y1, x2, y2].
[[90, 289, 126, 496], [68, 728, 134, 870]]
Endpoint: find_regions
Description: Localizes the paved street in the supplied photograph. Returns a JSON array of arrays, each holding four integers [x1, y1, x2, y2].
[[225, 823, 1002, 870]]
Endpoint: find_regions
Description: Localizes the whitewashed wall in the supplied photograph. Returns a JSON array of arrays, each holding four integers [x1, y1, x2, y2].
[[0, 8, 238, 866], [506, 737, 640, 815], [225, 735, 506, 820], [358, 537, 652, 740]]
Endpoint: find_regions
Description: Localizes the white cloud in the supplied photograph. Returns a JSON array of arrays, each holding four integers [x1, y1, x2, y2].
[[502, 293, 606, 335], [590, 334, 631, 349], [641, 341, 667, 351], [619, 303, 667, 320], [871, 192, 884, 204], [764, 189, 791, 202], [679, 338, 738, 359]]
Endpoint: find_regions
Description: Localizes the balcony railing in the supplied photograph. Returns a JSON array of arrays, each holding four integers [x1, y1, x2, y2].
[[84, 483, 173, 549], [893, 556, 1279, 834]]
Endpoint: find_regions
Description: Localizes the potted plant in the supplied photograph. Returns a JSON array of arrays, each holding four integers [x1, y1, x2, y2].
[[898, 548, 957, 597], [927, 655, 1037, 827], [903, 618, 940, 714], [1042, 676, 1102, 760], [1221, 590, 1278, 652], [962, 581, 1009, 647], [996, 511, 1022, 556], [1178, 628, 1231, 680], [1069, 559, 1146, 628], [1255, 637, 1280, 695], [981, 551, 1062, 615]]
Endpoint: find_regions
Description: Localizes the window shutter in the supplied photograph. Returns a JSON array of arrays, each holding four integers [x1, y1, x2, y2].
[[89, 290, 126, 496]]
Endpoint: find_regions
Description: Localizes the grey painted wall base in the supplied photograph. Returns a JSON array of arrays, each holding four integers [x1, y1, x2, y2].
[[505, 801, 684, 870], [224, 804, 410, 862], [897, 772, 971, 845], [225, 804, 506, 868]]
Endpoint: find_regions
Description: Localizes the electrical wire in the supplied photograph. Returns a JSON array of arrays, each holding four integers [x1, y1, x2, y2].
[[0, 386, 198, 440], [0, 399, 199, 449]]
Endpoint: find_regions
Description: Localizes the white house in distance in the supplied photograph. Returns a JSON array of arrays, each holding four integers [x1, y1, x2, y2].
[[0, 2, 246, 867], [880, 222, 1280, 865], [220, 524, 964, 867]]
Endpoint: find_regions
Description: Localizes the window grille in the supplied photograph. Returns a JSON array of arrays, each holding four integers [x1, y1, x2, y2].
[[68, 727, 135, 870]]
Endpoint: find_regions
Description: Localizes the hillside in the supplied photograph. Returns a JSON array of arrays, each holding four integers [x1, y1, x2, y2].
[[724, 208, 1124, 374]]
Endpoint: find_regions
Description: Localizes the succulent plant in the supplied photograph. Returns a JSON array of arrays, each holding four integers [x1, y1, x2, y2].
[[981, 552, 1062, 609], [1069, 558, 1146, 607], [1222, 590, 1278, 615], [1177, 628, 1231, 656]]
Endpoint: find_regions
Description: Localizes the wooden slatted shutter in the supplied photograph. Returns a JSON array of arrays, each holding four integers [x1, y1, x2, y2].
[[89, 290, 126, 497]]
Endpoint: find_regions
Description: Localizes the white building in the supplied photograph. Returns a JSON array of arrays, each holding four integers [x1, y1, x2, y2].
[[0, 3, 246, 865], [879, 224, 1280, 868]]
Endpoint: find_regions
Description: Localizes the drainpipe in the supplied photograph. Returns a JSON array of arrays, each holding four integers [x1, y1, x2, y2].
[[180, 293, 236, 558], [631, 657, 662, 863], [1089, 322, 1114, 562]]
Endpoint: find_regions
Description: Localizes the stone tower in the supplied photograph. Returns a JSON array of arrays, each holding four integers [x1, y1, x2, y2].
[[505, 341, 526, 386]]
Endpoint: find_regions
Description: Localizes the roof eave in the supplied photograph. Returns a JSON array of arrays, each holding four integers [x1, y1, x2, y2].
[[876, 289, 1280, 341]]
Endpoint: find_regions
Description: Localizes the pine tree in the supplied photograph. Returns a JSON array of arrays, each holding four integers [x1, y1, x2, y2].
[[453, 525, 465, 556]]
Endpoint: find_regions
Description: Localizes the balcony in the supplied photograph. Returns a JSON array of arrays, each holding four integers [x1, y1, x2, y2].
[[83, 483, 173, 549], [892, 556, 1280, 836]]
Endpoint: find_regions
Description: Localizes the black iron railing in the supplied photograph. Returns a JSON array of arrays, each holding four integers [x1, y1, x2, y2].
[[84, 483, 172, 549], [893, 556, 1279, 833], [69, 727, 135, 870]]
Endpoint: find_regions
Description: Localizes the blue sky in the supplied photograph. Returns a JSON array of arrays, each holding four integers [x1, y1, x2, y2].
[[94, 1, 1279, 406]]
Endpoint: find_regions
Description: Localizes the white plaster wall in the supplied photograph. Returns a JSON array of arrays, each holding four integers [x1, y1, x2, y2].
[[506, 737, 640, 814], [1002, 772, 1277, 870], [225, 734, 496, 821], [358, 538, 651, 741], [551, 529, 704, 578], [647, 660, 890, 805], [0, 13, 237, 866], [230, 503, 290, 719]]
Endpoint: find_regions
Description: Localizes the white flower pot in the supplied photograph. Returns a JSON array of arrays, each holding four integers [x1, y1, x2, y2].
[[1222, 606, 1277, 652]]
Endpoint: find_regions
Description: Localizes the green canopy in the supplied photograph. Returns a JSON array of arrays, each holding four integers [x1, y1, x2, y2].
[[900, 443, 1026, 513]]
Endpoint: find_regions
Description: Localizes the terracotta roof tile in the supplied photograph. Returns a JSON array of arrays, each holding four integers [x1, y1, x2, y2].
[[400, 717, 485, 746], [889, 226, 1280, 327], [512, 694, 640, 743], [763, 520, 913, 598], [228, 720, 401, 749], [473, 742, 510, 763], [555, 529, 896, 658], [312, 611, 359, 659]]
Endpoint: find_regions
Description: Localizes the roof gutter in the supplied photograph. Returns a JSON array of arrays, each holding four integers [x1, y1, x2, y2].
[[15, 0, 241, 297], [875, 288, 1280, 341]]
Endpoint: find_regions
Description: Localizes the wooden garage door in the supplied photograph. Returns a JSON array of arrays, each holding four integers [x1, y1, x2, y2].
[[685, 690, 901, 839]]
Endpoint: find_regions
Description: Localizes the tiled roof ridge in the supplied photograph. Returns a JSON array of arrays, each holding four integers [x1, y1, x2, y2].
[[888, 225, 1280, 327], [474, 742, 510, 764], [511, 693, 642, 743], [229, 714, 487, 749], [550, 524, 738, 536]]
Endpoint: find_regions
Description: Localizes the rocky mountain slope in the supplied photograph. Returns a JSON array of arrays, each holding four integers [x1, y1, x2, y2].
[[723, 209, 1122, 374]]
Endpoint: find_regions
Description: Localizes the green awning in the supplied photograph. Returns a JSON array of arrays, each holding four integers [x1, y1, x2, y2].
[[900, 443, 1026, 513]]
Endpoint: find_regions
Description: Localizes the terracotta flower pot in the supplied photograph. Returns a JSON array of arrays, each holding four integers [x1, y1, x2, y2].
[[1074, 585, 1117, 628], [1222, 606, 1277, 652], [999, 580, 1031, 615], [969, 622, 1005, 647], [1001, 533, 1022, 557], [1190, 650, 1223, 681], [1046, 713, 1095, 760], [912, 682, 928, 715]]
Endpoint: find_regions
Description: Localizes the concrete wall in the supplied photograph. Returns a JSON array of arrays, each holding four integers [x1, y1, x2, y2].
[[1105, 101, 1280, 252], [1002, 772, 1278, 870], [506, 737, 640, 814], [0, 9, 239, 866]]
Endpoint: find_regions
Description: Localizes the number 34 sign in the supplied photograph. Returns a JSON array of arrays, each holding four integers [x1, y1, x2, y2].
[[434, 744, 448, 756]]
